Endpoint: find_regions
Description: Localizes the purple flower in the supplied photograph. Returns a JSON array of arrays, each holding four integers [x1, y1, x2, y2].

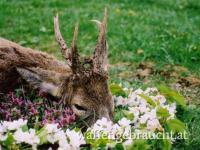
[[1, 89, 76, 128]]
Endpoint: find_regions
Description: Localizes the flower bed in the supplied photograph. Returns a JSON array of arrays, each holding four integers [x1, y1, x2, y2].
[[0, 85, 187, 149], [0, 90, 76, 128]]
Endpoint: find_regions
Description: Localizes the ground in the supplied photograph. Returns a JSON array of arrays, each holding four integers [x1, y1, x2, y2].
[[0, 0, 200, 149]]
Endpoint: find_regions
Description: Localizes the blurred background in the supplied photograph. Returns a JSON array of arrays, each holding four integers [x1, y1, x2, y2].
[[0, 0, 200, 102]]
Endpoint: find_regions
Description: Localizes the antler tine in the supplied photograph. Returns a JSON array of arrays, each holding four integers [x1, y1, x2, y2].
[[101, 7, 107, 38], [54, 14, 71, 64], [103, 8, 108, 25], [92, 8, 107, 41], [71, 22, 79, 53], [93, 8, 108, 73], [70, 23, 80, 72], [91, 20, 102, 30]]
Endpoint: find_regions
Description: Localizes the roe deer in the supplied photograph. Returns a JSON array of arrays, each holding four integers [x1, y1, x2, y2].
[[0, 9, 114, 124]]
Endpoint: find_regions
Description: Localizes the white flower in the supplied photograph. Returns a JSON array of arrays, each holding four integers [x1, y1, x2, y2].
[[46, 134, 57, 144], [153, 95, 166, 106], [55, 130, 67, 141], [66, 129, 85, 148], [118, 118, 131, 138], [144, 88, 158, 95], [57, 131, 70, 150], [164, 103, 176, 119], [92, 117, 113, 132], [45, 124, 61, 144], [123, 139, 133, 146], [32, 144, 38, 150], [0, 124, 7, 141], [0, 124, 4, 133], [138, 103, 148, 113], [28, 129, 40, 144], [118, 118, 131, 127], [45, 123, 60, 134], [128, 107, 139, 116], [2, 119, 27, 131], [139, 109, 155, 123], [58, 141, 70, 150], [147, 119, 162, 131], [46, 127, 70, 149], [168, 103, 176, 114], [46, 125, 70, 148], [134, 89, 144, 95], [0, 133, 7, 141], [14, 128, 40, 145], [148, 109, 157, 119], [127, 93, 141, 107], [115, 96, 128, 106], [139, 114, 149, 124], [128, 92, 137, 100], [123, 125, 131, 137], [110, 124, 121, 138]]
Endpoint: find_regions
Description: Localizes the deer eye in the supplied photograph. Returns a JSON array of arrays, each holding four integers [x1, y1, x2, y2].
[[74, 104, 87, 111]]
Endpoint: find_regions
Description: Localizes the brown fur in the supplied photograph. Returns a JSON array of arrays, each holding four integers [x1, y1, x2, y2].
[[0, 37, 71, 92]]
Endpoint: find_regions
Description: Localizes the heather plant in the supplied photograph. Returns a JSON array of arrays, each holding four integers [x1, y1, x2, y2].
[[0, 88, 76, 128]]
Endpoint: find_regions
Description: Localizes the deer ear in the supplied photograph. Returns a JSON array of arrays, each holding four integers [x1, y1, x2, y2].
[[16, 68, 61, 97]]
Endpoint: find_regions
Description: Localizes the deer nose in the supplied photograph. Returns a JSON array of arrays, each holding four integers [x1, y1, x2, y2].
[[98, 107, 111, 121]]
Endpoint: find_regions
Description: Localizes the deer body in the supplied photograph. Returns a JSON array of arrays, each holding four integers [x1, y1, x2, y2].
[[0, 37, 71, 94], [0, 9, 114, 124]]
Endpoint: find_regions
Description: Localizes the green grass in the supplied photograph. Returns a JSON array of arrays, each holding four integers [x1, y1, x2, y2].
[[0, 0, 200, 77], [174, 105, 200, 149], [0, 1, 200, 149]]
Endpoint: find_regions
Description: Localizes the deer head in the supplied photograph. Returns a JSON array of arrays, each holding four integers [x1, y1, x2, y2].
[[17, 9, 114, 124]]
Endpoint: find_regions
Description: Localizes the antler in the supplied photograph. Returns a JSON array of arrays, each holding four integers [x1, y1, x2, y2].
[[70, 23, 80, 72], [54, 14, 80, 71], [54, 14, 71, 65], [92, 8, 108, 74], [54, 9, 108, 74]]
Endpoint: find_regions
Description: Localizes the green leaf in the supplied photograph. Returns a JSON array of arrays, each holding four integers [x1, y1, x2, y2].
[[122, 110, 134, 121], [3, 133, 14, 146], [127, 139, 150, 150], [157, 85, 186, 107], [157, 106, 170, 119], [166, 118, 186, 133], [34, 116, 40, 130], [15, 89, 22, 97], [162, 139, 172, 150], [113, 143, 125, 150], [21, 125, 29, 132], [109, 83, 127, 97], [114, 109, 125, 122], [139, 94, 156, 107], [37, 127, 48, 144], [73, 127, 81, 132]]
